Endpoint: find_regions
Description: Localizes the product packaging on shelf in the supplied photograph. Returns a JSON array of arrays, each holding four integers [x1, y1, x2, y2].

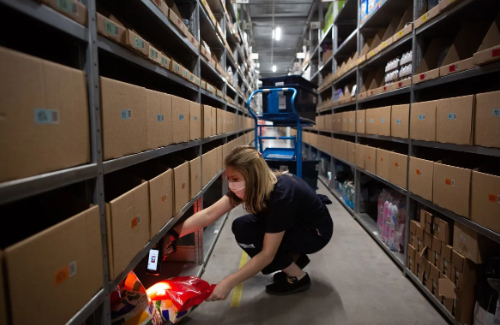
[[171, 95, 190, 143], [410, 100, 438, 142], [435, 95, 475, 145], [473, 11, 500, 65], [433, 217, 451, 244], [189, 102, 201, 141], [375, 148, 390, 180], [388, 151, 408, 189], [432, 161, 472, 218], [41, 0, 88, 25], [474, 90, 500, 149], [146, 90, 173, 150], [471, 168, 500, 234], [364, 146, 377, 174], [97, 13, 126, 43], [391, 104, 409, 139]]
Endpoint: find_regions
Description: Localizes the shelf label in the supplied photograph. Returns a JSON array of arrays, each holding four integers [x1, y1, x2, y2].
[[449, 64, 457, 73], [157, 114, 164, 122], [131, 216, 141, 229], [395, 162, 400, 167], [488, 194, 500, 203], [54, 261, 77, 286], [57, 0, 77, 14], [422, 13, 428, 23], [447, 113, 457, 120], [105, 21, 119, 36], [398, 82, 403, 88], [493, 109, 500, 116], [445, 179, 455, 186], [369, 119, 374, 123], [150, 49, 159, 59], [134, 37, 145, 50], [120, 110, 132, 120], [492, 49, 500, 58], [382, 42, 386, 47], [35, 108, 59, 124]]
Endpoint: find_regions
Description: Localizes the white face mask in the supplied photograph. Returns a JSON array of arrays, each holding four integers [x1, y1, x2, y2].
[[229, 180, 246, 199]]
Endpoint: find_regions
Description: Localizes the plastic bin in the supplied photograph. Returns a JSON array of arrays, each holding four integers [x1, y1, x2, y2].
[[265, 159, 319, 190], [260, 75, 318, 122]]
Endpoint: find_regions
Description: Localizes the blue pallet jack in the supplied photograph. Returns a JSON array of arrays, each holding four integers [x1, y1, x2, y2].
[[247, 87, 315, 178]]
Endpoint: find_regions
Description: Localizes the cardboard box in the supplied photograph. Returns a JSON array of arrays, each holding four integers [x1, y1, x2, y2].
[[471, 170, 500, 234], [434, 217, 451, 245], [125, 29, 149, 56], [415, 222, 425, 253], [436, 95, 475, 145], [414, 4, 440, 30], [171, 95, 190, 143], [203, 105, 212, 138], [97, 13, 126, 43], [428, 263, 441, 299], [439, 276, 475, 324], [337, 140, 348, 161], [378, 106, 391, 136], [409, 157, 434, 202], [41, 0, 88, 25], [410, 220, 418, 246], [357, 109, 366, 134], [453, 222, 495, 264], [168, 5, 185, 32], [365, 108, 378, 134], [430, 235, 441, 267], [148, 45, 162, 65], [348, 111, 356, 132], [347, 141, 356, 163], [5, 205, 102, 325], [473, 12, 500, 66], [171, 59, 182, 75], [364, 146, 377, 174], [342, 112, 350, 132], [388, 151, 407, 189], [105, 175, 150, 279], [146, 90, 172, 150], [440, 243, 453, 276], [407, 244, 416, 274], [101, 77, 147, 160], [169, 160, 190, 213], [410, 100, 437, 142], [424, 231, 433, 253], [202, 150, 215, 186], [375, 148, 390, 180], [211, 107, 217, 136], [474, 90, 500, 148], [216, 109, 223, 135], [189, 101, 201, 141], [189, 156, 201, 198], [355, 144, 365, 169], [433, 162, 471, 218], [0, 47, 90, 182], [413, 39, 444, 84], [391, 104, 409, 138], [451, 249, 477, 289]]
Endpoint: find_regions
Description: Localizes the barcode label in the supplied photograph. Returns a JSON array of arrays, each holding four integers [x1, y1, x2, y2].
[[396, 119, 402, 124], [179, 114, 184, 120], [34, 109, 59, 124], [121, 110, 132, 119], [447, 113, 457, 120], [418, 114, 425, 120], [381, 118, 386, 123], [57, 0, 77, 14], [105, 21, 119, 35], [134, 37, 145, 49], [157, 114, 164, 122], [493, 109, 500, 116], [369, 119, 374, 123], [150, 49, 158, 59]]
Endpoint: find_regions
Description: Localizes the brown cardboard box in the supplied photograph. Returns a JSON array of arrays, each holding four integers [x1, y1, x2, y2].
[[365, 108, 378, 135], [211, 107, 217, 136], [429, 263, 441, 299], [451, 250, 476, 289], [378, 106, 391, 136], [375, 149, 390, 180], [41, 0, 88, 25], [338, 140, 348, 161], [433, 162, 471, 218], [408, 244, 416, 274], [474, 90, 500, 148], [410, 220, 418, 246], [216, 108, 223, 135], [410, 100, 437, 142], [168, 4, 185, 32], [0, 47, 90, 182], [342, 112, 350, 132], [424, 231, 433, 253], [434, 217, 451, 245], [172, 160, 190, 213], [366, 29, 386, 59], [203, 105, 212, 138], [189, 156, 201, 198], [171, 95, 190, 143], [97, 13, 126, 43], [316, 115, 325, 130], [440, 243, 453, 276], [436, 95, 475, 145], [388, 151, 407, 189], [420, 208, 433, 228], [471, 170, 500, 233], [391, 104, 409, 138], [415, 223, 425, 253], [202, 150, 212, 187], [355, 144, 365, 168], [473, 12, 500, 66], [357, 110, 366, 134], [5, 206, 102, 325], [348, 111, 356, 132], [105, 175, 150, 279], [325, 114, 333, 130], [439, 277, 475, 324], [101, 77, 147, 160], [125, 29, 149, 56], [148, 45, 162, 65], [189, 101, 201, 141], [409, 157, 434, 202], [147, 167, 173, 237], [146, 90, 172, 150], [364, 146, 377, 174], [453, 223, 494, 264], [413, 39, 444, 84], [347, 141, 356, 163]]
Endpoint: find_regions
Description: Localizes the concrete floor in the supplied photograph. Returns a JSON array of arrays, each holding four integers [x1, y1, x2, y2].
[[184, 181, 449, 325]]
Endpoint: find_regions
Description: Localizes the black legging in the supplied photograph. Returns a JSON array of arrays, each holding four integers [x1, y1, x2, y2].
[[231, 214, 334, 274]]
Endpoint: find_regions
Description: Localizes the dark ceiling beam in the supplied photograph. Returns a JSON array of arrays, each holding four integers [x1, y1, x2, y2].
[[247, 1, 313, 4], [288, 0, 319, 71]]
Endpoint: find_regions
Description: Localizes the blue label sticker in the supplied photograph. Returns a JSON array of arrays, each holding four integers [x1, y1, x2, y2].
[[359, 119, 363, 123], [396, 119, 402, 124], [381, 118, 386, 123], [369, 119, 374, 123], [34, 108, 59, 124], [157, 114, 164, 122], [121, 110, 132, 119], [493, 109, 500, 116], [447, 113, 457, 120], [179, 114, 184, 120], [207, 118, 210, 121], [418, 114, 425, 120], [194, 116, 198, 121]]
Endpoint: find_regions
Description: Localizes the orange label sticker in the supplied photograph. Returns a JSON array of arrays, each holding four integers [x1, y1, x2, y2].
[[182, 182, 186, 189], [196, 174, 199, 180], [131, 216, 141, 229], [395, 162, 400, 167], [161, 195, 167, 203], [488, 194, 499, 203], [54, 261, 76, 286], [380, 158, 384, 161], [369, 156, 372, 160], [416, 169, 422, 176], [445, 179, 455, 186]]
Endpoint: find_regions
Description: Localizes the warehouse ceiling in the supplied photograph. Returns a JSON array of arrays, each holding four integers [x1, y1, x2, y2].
[[247, 0, 316, 78]]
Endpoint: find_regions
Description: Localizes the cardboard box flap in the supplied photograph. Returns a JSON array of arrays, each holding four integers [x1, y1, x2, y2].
[[104, 172, 147, 202], [360, 38, 374, 57], [368, 66, 385, 90], [442, 22, 493, 66], [477, 11, 500, 52], [439, 278, 457, 299], [396, 5, 413, 32], [416, 38, 446, 73], [369, 29, 387, 51], [382, 16, 401, 42]]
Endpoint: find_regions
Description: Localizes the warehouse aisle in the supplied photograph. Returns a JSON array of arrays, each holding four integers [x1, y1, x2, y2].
[[186, 182, 448, 325]]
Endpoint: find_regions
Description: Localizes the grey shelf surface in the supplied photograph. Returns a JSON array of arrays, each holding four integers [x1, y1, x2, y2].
[[66, 289, 105, 325], [358, 133, 409, 144], [412, 140, 500, 157], [0, 0, 88, 41], [359, 168, 408, 195], [318, 84, 333, 94], [109, 169, 225, 289], [0, 164, 98, 206], [415, 0, 476, 36], [333, 68, 357, 86], [335, 29, 358, 58], [318, 101, 357, 112], [409, 193, 500, 244], [97, 36, 199, 92], [357, 86, 411, 103], [103, 129, 252, 174]]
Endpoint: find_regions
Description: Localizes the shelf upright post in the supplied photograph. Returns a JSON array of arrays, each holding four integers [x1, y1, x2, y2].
[[354, 0, 361, 215], [85, 0, 111, 324]]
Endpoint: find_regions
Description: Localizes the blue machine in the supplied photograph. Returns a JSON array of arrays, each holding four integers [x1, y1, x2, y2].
[[247, 86, 315, 178]]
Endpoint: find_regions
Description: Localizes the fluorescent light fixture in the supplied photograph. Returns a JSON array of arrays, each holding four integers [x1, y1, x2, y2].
[[272, 29, 275, 39], [296, 52, 305, 59], [275, 27, 281, 41], [251, 53, 259, 59], [272, 65, 277, 72], [256, 63, 260, 68], [255, 70, 260, 74]]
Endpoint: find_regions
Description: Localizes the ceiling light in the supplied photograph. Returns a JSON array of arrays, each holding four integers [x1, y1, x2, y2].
[[275, 27, 281, 41], [251, 53, 259, 59], [272, 65, 277, 72]]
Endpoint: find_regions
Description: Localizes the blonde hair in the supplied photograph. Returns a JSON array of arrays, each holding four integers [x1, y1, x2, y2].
[[225, 145, 277, 214]]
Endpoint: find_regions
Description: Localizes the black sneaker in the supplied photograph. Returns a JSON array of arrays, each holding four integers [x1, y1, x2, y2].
[[266, 273, 311, 295], [272, 254, 310, 282]]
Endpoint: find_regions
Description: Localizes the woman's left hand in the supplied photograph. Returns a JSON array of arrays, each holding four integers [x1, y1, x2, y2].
[[206, 279, 234, 302]]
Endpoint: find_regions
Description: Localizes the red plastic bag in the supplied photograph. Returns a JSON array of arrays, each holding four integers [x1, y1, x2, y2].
[[147, 276, 215, 323]]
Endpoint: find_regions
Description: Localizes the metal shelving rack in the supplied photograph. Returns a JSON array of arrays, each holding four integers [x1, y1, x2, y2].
[[300, 0, 500, 324], [0, 0, 255, 324]]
